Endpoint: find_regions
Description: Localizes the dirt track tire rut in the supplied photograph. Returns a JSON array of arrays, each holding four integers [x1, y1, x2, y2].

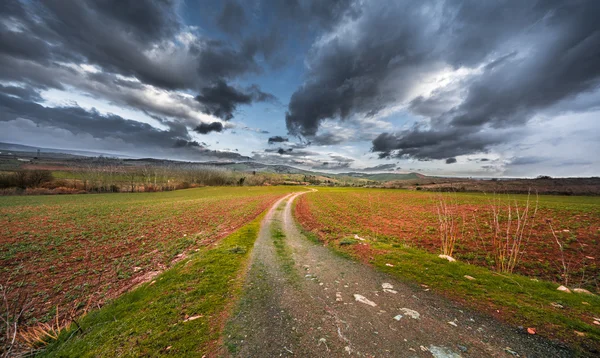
[[224, 191, 572, 357]]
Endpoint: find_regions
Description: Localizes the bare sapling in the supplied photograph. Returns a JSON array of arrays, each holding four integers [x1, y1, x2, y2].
[[546, 220, 592, 288], [486, 191, 538, 273], [0, 282, 29, 358], [436, 193, 465, 258]]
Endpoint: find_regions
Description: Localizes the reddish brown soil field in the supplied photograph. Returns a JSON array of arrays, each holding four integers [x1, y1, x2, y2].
[[295, 188, 600, 291], [0, 187, 297, 327]]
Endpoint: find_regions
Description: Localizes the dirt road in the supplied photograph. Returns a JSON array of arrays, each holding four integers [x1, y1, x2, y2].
[[224, 191, 571, 357]]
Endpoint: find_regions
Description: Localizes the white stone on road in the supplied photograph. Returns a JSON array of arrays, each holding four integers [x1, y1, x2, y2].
[[429, 345, 462, 358], [354, 294, 377, 307], [399, 308, 421, 320]]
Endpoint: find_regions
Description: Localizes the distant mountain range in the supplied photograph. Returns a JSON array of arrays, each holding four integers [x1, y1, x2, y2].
[[0, 142, 426, 181]]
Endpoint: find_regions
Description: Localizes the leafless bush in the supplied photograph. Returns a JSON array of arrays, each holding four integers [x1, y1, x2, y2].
[[480, 192, 538, 273], [0, 282, 29, 358], [436, 193, 465, 257], [0, 170, 53, 189]]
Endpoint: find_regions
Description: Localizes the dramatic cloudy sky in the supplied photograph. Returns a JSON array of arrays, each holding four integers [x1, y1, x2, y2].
[[1, 0, 599, 177]]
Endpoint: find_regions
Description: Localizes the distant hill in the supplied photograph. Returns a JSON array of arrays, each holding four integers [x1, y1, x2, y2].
[[337, 172, 424, 181], [1, 142, 427, 182]]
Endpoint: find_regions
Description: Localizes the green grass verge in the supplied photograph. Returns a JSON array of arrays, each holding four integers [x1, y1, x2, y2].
[[38, 213, 265, 357], [270, 222, 298, 283], [343, 240, 600, 354]]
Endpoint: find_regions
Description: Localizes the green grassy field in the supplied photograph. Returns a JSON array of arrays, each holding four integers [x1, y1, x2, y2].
[[39, 212, 265, 357], [0, 186, 301, 354]]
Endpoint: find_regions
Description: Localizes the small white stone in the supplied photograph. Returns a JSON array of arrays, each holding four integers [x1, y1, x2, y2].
[[557, 285, 572, 293], [438, 254, 456, 262]]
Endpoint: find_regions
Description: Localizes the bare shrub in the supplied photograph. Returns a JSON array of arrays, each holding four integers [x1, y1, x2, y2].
[[436, 193, 465, 257], [0, 282, 29, 358], [481, 192, 538, 273]]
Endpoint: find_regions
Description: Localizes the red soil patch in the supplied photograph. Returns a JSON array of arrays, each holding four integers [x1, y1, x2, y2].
[[0, 190, 290, 328], [295, 190, 600, 291]]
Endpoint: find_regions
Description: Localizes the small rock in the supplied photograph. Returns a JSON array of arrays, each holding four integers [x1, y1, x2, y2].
[[183, 315, 202, 322], [527, 327, 536, 335], [573, 288, 595, 295], [504, 347, 519, 356], [399, 308, 420, 320], [354, 234, 366, 241], [393, 314, 403, 321], [354, 294, 377, 307], [557, 285, 572, 293], [551, 302, 564, 309], [429, 345, 461, 358], [318, 338, 329, 351], [382, 283, 397, 294], [166, 346, 171, 350], [457, 344, 468, 352], [448, 321, 457, 327], [464, 275, 476, 281], [574, 330, 586, 337], [385, 263, 394, 267], [593, 320, 600, 326], [344, 346, 353, 354], [133, 266, 142, 272], [438, 254, 456, 262], [336, 292, 343, 302], [420, 345, 429, 352]]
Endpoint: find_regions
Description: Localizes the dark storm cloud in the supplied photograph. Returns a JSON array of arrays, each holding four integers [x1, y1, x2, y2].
[[268, 0, 359, 31], [264, 148, 318, 157], [0, 0, 273, 123], [445, 158, 457, 164], [284, 0, 600, 161], [285, 1, 442, 137], [311, 162, 351, 170], [194, 122, 224, 135], [0, 91, 248, 161], [361, 164, 396, 172], [217, 1, 247, 35], [329, 155, 354, 163], [510, 156, 548, 166], [310, 132, 346, 145], [374, 1, 600, 160], [0, 92, 190, 149], [268, 136, 288, 144], [0, 84, 42, 101], [173, 139, 202, 148], [372, 126, 509, 160], [195, 81, 277, 121]]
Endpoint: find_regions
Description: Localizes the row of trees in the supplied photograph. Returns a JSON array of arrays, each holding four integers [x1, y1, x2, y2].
[[0, 170, 54, 189], [66, 158, 254, 192]]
